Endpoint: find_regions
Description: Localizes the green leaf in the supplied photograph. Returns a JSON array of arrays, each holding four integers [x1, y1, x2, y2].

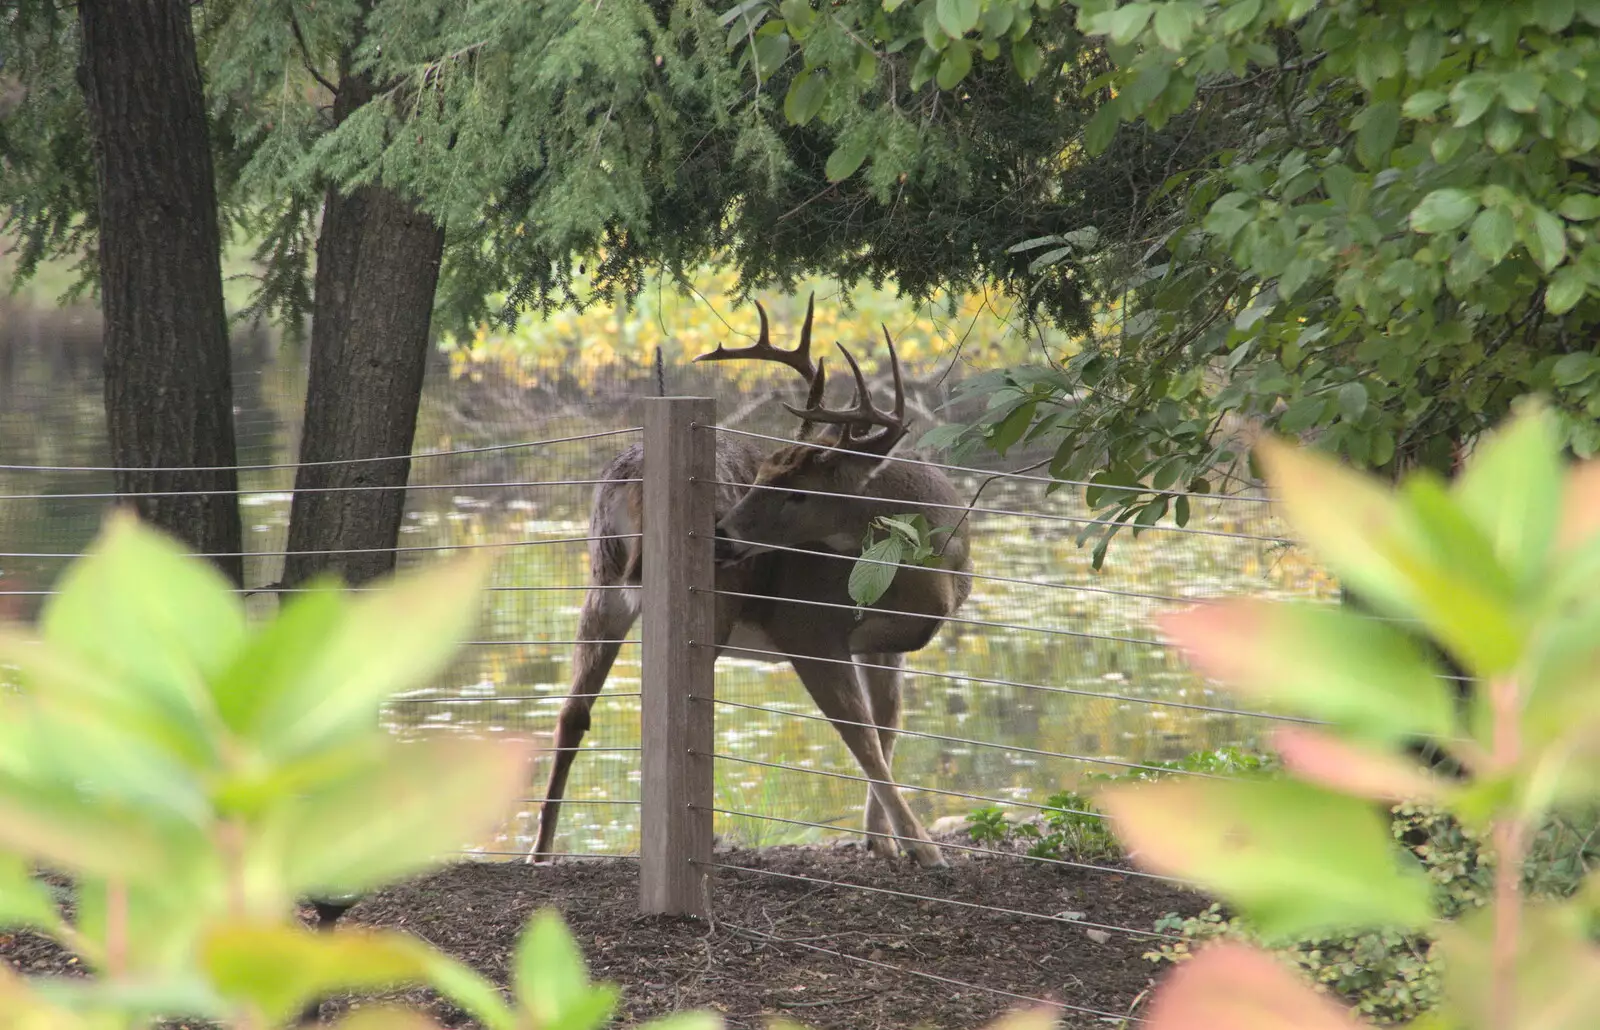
[[936, 0, 981, 37], [513, 911, 617, 1030], [1551, 352, 1600, 386], [848, 535, 904, 606], [1153, 2, 1199, 50], [1337, 381, 1368, 421], [936, 38, 973, 89], [0, 854, 62, 932], [751, 32, 789, 77], [824, 132, 872, 182], [1354, 100, 1399, 169], [1084, 101, 1122, 154], [782, 69, 826, 125], [1534, 0, 1577, 31], [1157, 600, 1458, 745], [1485, 108, 1522, 153], [1499, 69, 1545, 113], [1098, 778, 1434, 936], [1219, 0, 1262, 33], [1469, 206, 1517, 263], [1012, 38, 1042, 81], [1401, 90, 1449, 119], [1450, 74, 1498, 126], [1452, 406, 1563, 590], [201, 922, 491, 1029], [1546, 265, 1590, 314], [274, 736, 534, 895], [223, 554, 490, 760], [1521, 206, 1570, 273], [1409, 189, 1480, 234], [1559, 194, 1600, 220], [1089, 2, 1154, 45], [40, 512, 245, 767]]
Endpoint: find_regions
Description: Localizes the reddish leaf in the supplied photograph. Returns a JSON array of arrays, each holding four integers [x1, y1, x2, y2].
[[1271, 726, 1447, 803], [1156, 599, 1455, 744], [1556, 459, 1600, 554], [1145, 942, 1368, 1030]]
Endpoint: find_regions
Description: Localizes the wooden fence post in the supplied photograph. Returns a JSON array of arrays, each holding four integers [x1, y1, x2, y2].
[[639, 396, 716, 917]]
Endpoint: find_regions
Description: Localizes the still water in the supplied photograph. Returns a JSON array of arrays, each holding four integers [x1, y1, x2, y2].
[[0, 315, 1338, 857]]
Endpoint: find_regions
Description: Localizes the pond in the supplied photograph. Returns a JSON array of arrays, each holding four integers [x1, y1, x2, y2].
[[0, 314, 1340, 859]]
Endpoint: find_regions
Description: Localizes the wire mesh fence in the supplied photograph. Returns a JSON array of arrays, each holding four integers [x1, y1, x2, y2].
[[2, 313, 1347, 1019]]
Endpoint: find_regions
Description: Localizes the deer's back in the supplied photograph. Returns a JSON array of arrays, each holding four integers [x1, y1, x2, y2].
[[587, 436, 768, 586]]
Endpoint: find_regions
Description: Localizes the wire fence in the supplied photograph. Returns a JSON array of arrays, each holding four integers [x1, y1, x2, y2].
[[0, 323, 1348, 1025]]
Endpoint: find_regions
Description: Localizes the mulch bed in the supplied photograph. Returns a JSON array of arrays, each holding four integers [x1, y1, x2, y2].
[[3, 837, 1210, 1029]]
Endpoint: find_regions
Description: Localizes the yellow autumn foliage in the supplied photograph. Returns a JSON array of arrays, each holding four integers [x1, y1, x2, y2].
[[441, 265, 1083, 390]]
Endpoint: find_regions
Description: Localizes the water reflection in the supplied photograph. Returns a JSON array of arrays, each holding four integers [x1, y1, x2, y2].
[[0, 312, 1338, 858]]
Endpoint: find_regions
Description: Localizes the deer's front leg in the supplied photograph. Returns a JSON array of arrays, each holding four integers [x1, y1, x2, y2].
[[857, 652, 905, 859], [787, 654, 944, 868]]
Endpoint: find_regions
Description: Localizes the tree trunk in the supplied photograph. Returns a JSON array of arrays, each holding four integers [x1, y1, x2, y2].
[[76, 0, 243, 585], [281, 71, 445, 590]]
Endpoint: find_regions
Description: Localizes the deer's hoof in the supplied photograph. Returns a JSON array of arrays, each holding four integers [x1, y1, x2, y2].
[[907, 841, 948, 868], [866, 834, 900, 860]]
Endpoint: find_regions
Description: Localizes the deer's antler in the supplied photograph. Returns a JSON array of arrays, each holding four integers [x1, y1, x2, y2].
[[781, 325, 908, 457], [695, 293, 828, 432]]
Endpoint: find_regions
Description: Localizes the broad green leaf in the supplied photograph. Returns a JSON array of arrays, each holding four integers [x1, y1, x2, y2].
[[1499, 69, 1545, 113], [1451, 406, 1563, 589], [0, 854, 62, 932], [0, 629, 214, 771], [1401, 90, 1448, 119], [1534, 0, 1578, 31], [1552, 352, 1600, 386], [824, 133, 871, 182], [1409, 189, 1480, 234], [1256, 437, 1523, 675], [1084, 102, 1122, 154], [0, 772, 175, 879], [1098, 778, 1434, 935], [935, 0, 981, 38], [1355, 100, 1399, 169], [849, 535, 904, 606], [1144, 942, 1369, 1030], [1157, 600, 1457, 744], [1219, 0, 1262, 34], [1468, 205, 1516, 263], [1012, 38, 1042, 81], [1450, 74, 1498, 126], [513, 910, 618, 1030], [1153, 2, 1199, 50], [936, 39, 972, 89], [201, 922, 449, 1027], [274, 736, 535, 894], [782, 69, 826, 125], [1521, 205, 1570, 272], [224, 554, 491, 759], [1558, 194, 1600, 220], [1547, 265, 1589, 314], [1088, 2, 1154, 45], [1336, 381, 1368, 421], [40, 512, 243, 766], [1485, 108, 1522, 152]]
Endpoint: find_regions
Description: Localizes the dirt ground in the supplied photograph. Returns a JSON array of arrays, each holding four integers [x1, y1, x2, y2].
[[2, 837, 1210, 1029]]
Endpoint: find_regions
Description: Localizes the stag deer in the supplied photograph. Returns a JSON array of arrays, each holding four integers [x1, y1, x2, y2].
[[530, 297, 972, 868]]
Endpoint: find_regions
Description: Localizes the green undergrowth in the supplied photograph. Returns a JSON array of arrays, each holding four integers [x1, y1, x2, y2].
[[968, 749, 1600, 1025]]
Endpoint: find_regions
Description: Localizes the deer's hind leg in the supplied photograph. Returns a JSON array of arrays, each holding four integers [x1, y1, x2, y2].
[[857, 651, 906, 859], [530, 583, 640, 863]]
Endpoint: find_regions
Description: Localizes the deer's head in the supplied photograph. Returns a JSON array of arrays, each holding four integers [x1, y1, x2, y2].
[[697, 300, 909, 563]]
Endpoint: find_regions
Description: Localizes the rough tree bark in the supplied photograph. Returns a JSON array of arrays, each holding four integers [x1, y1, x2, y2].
[[280, 68, 446, 590], [76, 0, 243, 585]]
